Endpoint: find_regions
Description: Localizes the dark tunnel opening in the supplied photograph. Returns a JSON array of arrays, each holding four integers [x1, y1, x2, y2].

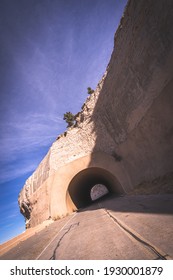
[[67, 167, 124, 209]]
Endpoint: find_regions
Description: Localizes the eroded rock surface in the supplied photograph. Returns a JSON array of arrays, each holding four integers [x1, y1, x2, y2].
[[19, 0, 173, 228]]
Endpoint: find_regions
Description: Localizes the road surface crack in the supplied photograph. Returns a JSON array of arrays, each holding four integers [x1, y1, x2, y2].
[[104, 208, 169, 260], [49, 222, 79, 260]]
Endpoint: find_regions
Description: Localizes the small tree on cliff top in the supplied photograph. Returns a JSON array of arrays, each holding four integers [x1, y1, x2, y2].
[[63, 112, 75, 127], [87, 87, 94, 94]]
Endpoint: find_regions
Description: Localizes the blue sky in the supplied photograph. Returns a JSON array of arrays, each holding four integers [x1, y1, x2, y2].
[[0, 0, 127, 244]]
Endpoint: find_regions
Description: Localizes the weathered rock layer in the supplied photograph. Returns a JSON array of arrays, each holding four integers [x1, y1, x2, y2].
[[19, 0, 173, 228]]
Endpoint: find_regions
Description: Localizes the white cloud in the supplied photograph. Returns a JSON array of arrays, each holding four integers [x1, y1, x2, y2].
[[0, 112, 64, 183], [0, 162, 37, 184], [1, 113, 63, 156], [1, 201, 17, 212]]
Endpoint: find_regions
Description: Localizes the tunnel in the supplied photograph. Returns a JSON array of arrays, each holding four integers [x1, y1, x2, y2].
[[66, 167, 124, 210]]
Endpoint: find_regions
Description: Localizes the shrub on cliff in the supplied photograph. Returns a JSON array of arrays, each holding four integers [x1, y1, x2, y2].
[[63, 112, 75, 127], [87, 87, 94, 94]]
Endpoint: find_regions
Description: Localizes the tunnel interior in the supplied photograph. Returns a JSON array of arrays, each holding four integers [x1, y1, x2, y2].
[[67, 167, 124, 209]]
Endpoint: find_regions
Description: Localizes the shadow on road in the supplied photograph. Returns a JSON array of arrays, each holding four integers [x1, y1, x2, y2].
[[77, 193, 173, 216]]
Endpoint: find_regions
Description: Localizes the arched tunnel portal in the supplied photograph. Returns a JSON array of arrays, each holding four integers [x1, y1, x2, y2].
[[66, 167, 124, 210], [50, 152, 131, 218]]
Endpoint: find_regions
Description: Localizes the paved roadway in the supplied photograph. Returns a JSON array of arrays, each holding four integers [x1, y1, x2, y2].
[[0, 194, 173, 260]]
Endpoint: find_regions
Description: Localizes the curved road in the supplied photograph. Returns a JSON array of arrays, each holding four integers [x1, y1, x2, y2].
[[0, 194, 173, 260]]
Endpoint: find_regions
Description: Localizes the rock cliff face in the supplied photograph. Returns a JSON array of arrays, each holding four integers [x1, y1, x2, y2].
[[19, 0, 173, 228]]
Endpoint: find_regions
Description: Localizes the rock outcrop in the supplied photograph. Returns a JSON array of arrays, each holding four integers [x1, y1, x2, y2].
[[19, 0, 173, 228]]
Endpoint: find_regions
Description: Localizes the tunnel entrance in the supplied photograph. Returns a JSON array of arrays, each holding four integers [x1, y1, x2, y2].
[[66, 167, 124, 210]]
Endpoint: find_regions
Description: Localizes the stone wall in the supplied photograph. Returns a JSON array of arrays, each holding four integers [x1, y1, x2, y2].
[[92, 0, 173, 185]]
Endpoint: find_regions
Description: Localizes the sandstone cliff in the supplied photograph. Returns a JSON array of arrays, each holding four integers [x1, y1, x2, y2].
[[19, 0, 173, 228]]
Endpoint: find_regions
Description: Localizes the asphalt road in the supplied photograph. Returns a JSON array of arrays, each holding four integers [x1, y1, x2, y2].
[[1, 194, 173, 260]]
